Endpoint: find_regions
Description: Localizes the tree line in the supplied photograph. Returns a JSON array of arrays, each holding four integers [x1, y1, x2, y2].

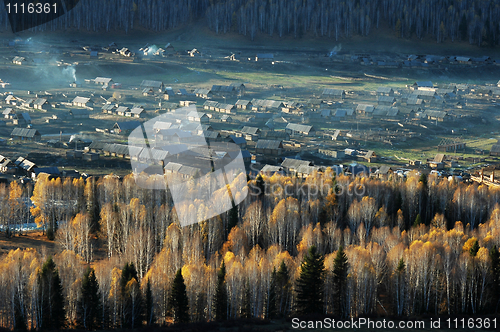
[[0, 170, 499, 329], [0, 0, 499, 46]]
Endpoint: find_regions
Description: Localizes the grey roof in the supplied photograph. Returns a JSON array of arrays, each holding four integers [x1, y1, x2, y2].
[[378, 165, 393, 175], [235, 100, 251, 106], [103, 143, 130, 155], [217, 103, 235, 110], [261, 165, 283, 173], [72, 96, 91, 104], [377, 96, 396, 103], [251, 99, 284, 108], [2, 108, 14, 115], [140, 80, 163, 89], [228, 135, 246, 145], [255, 139, 283, 150], [18, 113, 31, 122], [153, 121, 173, 130], [116, 106, 130, 113], [491, 144, 500, 153], [114, 121, 141, 131], [357, 104, 374, 113], [130, 107, 145, 115], [322, 88, 345, 96], [95, 77, 112, 84], [34, 98, 48, 106], [241, 126, 260, 135], [11, 127, 40, 138], [138, 148, 169, 161], [286, 123, 314, 134], [88, 141, 107, 150], [194, 88, 211, 95], [425, 110, 447, 118], [281, 158, 312, 169], [377, 87, 394, 93], [203, 100, 219, 108], [211, 85, 236, 93], [296, 165, 322, 175], [102, 104, 116, 111]]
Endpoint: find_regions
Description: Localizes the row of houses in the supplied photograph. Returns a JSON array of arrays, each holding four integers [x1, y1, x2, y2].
[[101, 105, 147, 118]]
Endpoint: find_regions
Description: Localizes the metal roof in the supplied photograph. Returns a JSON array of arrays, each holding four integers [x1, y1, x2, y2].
[[255, 139, 283, 150], [11, 127, 40, 138]]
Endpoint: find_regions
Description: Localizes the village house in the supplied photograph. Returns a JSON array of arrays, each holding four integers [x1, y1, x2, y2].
[[187, 111, 210, 124], [116, 106, 130, 116], [211, 84, 244, 97], [2, 108, 16, 119], [322, 88, 345, 100], [13, 113, 31, 125], [237, 126, 259, 141], [255, 139, 283, 156], [215, 103, 235, 114], [260, 165, 284, 175], [227, 135, 247, 148], [250, 99, 284, 111], [490, 140, 500, 156], [72, 96, 92, 108], [140, 80, 164, 92], [377, 95, 396, 105], [356, 104, 375, 116], [12, 56, 26, 65], [285, 123, 316, 136], [235, 100, 252, 110], [11, 128, 41, 141], [102, 104, 116, 114], [221, 115, 232, 123], [428, 153, 446, 170], [194, 88, 212, 99], [203, 100, 219, 111], [93, 77, 113, 86], [281, 158, 313, 174], [142, 88, 155, 96], [33, 98, 51, 111], [129, 107, 147, 118], [376, 87, 395, 96]]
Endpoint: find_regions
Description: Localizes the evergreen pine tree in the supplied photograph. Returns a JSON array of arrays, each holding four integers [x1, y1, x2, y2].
[[145, 280, 155, 326], [39, 256, 66, 330], [213, 261, 228, 320], [332, 246, 349, 317], [276, 260, 290, 317], [77, 267, 101, 330], [413, 214, 422, 227], [228, 204, 239, 231], [469, 239, 480, 257], [266, 267, 277, 319], [168, 269, 189, 324], [120, 263, 143, 328], [295, 246, 325, 316], [255, 174, 265, 197]]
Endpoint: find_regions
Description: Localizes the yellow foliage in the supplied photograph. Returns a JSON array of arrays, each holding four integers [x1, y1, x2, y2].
[[463, 237, 477, 253]]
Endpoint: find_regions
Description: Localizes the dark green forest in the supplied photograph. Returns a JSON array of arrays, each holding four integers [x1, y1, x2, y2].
[[1, 0, 500, 46]]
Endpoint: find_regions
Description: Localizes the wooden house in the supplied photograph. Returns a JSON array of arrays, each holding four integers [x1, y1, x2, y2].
[[255, 140, 283, 156]]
